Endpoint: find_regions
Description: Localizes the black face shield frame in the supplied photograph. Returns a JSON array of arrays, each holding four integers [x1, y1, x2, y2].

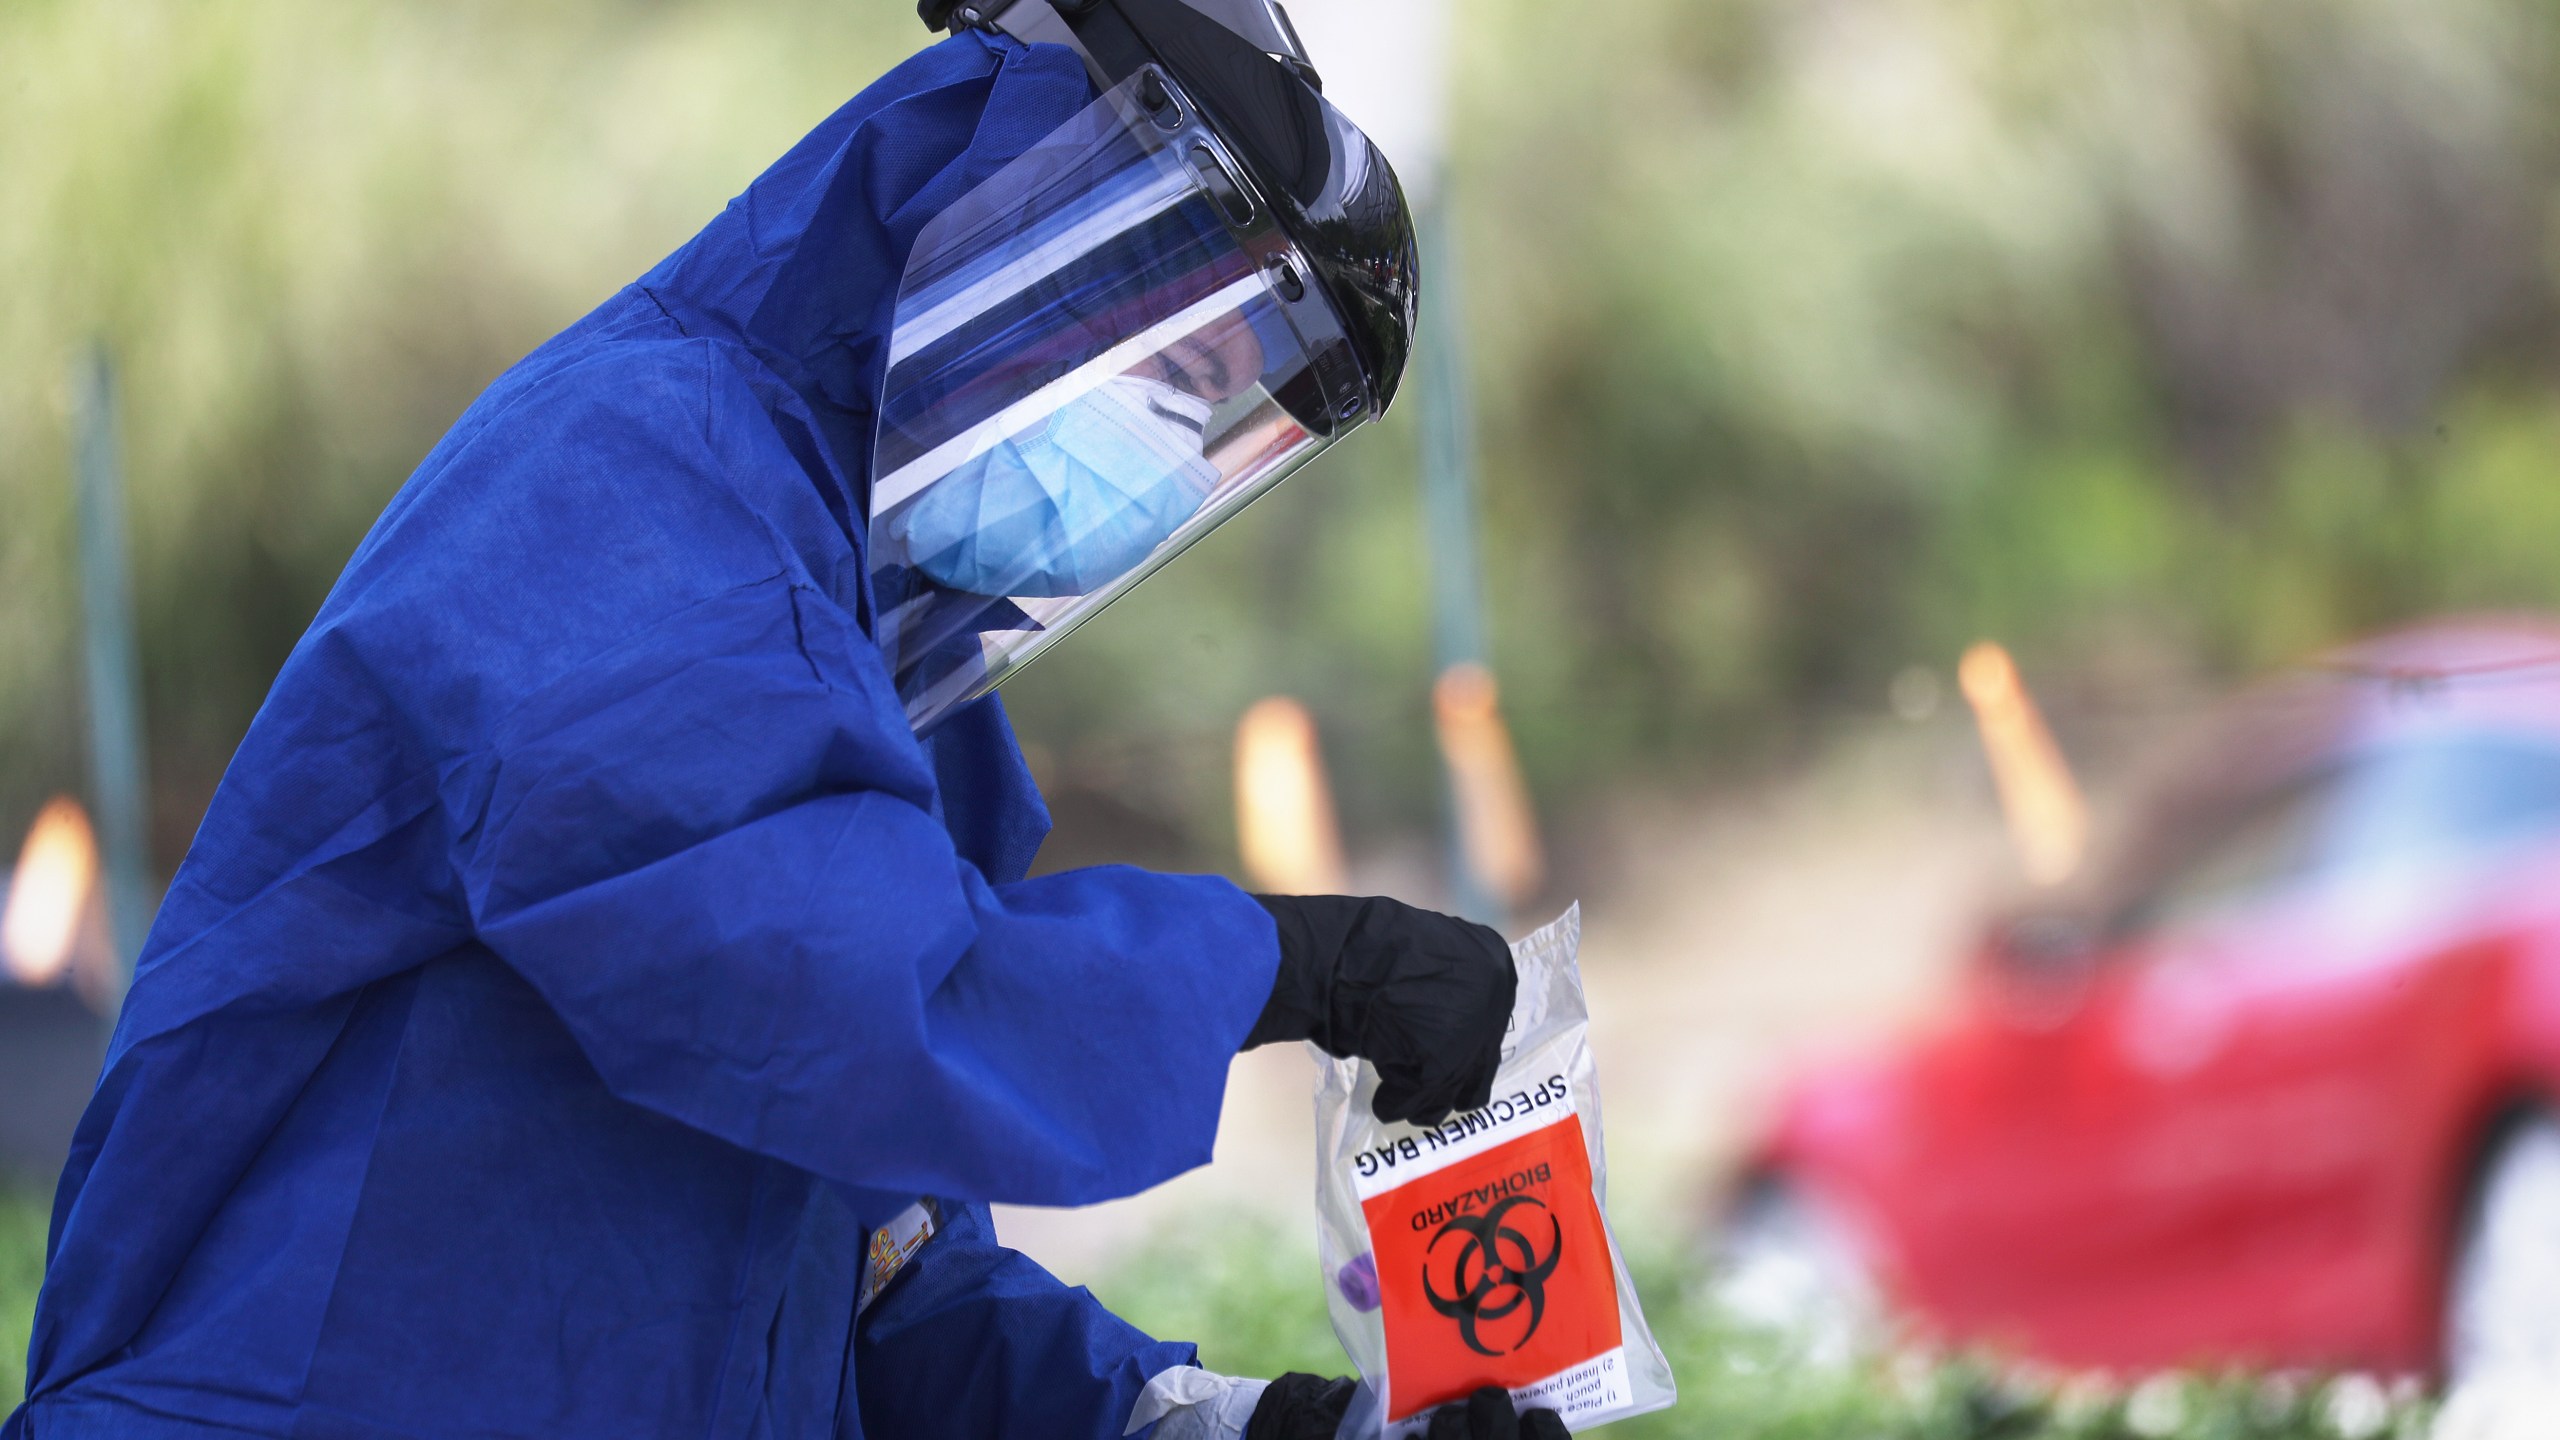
[[918, 0, 1418, 420]]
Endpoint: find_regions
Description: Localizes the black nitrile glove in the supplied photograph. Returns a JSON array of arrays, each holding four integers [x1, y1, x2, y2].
[[1243, 1377, 1570, 1440], [1425, 1386, 1571, 1440], [1245, 894, 1516, 1126], [1243, 1373, 1356, 1440]]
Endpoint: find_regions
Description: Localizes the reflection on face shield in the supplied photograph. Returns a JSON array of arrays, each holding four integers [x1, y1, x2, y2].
[[887, 314, 1267, 599], [1129, 309, 1267, 405]]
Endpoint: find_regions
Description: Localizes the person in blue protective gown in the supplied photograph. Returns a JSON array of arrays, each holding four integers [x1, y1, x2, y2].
[[8, 10, 1571, 1440]]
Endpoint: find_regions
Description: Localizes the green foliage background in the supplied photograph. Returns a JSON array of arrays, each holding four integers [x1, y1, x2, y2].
[[0, 1198, 2441, 1434], [1092, 1219, 2430, 1439], [5, 0, 2560, 857]]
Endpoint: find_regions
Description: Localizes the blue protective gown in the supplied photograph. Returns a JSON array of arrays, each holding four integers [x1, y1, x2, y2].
[[10, 31, 1279, 1440]]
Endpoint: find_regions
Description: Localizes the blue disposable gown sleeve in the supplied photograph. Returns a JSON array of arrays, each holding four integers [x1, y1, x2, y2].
[[854, 1203, 1193, 1439], [428, 343, 1279, 1207]]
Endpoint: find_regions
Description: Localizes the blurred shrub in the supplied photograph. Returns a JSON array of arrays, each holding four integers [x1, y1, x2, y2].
[[0, 1192, 42, 1405], [0, 1197, 2439, 1432], [1091, 1220, 2433, 1439], [1452, 0, 2560, 802], [1086, 1215, 1348, 1381]]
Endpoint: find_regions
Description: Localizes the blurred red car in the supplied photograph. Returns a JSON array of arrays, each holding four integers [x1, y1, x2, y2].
[[1719, 618, 2560, 1385]]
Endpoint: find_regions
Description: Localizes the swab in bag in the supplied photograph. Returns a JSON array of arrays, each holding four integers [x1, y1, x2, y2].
[[1312, 906, 1676, 1434]]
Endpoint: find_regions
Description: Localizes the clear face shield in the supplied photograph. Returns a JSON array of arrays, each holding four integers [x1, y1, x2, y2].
[[868, 67, 1383, 734]]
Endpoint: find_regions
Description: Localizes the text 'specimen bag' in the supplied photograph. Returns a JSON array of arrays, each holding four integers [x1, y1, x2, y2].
[[1313, 906, 1676, 1434]]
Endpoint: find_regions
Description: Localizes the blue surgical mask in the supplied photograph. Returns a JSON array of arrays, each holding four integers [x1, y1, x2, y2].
[[890, 376, 1223, 598]]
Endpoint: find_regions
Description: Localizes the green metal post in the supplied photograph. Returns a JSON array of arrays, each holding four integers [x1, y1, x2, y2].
[[1418, 195, 1500, 925], [72, 346, 152, 999]]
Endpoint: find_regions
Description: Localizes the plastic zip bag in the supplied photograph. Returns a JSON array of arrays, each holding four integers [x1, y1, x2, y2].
[[1313, 905, 1676, 1434]]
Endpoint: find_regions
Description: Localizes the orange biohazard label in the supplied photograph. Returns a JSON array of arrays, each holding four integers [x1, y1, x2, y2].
[[1360, 1115, 1623, 1422]]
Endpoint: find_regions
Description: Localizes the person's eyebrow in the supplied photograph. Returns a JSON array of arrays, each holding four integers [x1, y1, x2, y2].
[[1199, 342, 1233, 398], [1157, 336, 1227, 400]]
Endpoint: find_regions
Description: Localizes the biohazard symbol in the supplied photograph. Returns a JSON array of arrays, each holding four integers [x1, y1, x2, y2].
[[1421, 1195, 1564, 1357]]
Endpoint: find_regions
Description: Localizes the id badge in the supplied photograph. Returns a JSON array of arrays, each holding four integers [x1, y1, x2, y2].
[[856, 1197, 943, 1317]]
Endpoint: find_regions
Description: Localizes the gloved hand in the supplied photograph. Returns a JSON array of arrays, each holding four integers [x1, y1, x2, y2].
[[1422, 1387, 1572, 1440], [1242, 1375, 1569, 1440], [1245, 894, 1516, 1127], [1241, 1373, 1354, 1440]]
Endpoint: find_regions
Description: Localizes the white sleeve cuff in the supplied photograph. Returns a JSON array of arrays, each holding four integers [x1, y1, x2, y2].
[[1125, 1365, 1272, 1440]]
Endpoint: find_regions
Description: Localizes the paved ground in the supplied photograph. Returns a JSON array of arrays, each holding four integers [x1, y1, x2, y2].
[[994, 725, 2014, 1283]]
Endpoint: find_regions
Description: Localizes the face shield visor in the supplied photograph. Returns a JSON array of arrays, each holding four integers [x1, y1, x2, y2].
[[868, 65, 1405, 734]]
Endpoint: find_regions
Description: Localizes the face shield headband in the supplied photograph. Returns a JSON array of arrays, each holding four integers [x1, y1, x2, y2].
[[867, 65, 1390, 735]]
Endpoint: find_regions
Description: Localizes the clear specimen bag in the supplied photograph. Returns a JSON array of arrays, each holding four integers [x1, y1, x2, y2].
[[1312, 906, 1676, 1434]]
